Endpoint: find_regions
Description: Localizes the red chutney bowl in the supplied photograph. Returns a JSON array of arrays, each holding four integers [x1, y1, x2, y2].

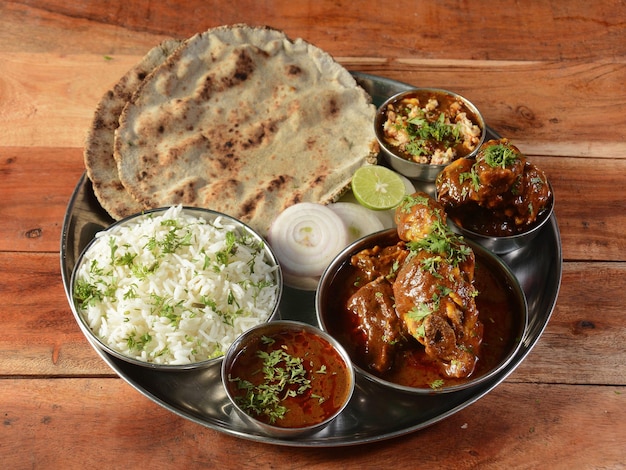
[[221, 320, 355, 438]]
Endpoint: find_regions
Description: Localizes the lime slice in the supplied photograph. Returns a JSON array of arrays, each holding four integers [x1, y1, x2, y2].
[[351, 165, 406, 211]]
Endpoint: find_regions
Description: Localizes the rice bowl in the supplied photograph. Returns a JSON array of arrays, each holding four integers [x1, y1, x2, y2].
[[70, 205, 282, 369]]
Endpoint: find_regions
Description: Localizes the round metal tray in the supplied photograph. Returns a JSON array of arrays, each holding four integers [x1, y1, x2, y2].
[[60, 72, 562, 447]]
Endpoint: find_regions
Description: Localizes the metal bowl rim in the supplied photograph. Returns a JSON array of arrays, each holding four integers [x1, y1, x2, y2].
[[315, 227, 529, 395], [373, 87, 487, 180], [220, 319, 356, 437], [69, 206, 284, 371]]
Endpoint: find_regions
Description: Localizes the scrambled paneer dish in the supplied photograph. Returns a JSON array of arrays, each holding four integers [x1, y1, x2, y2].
[[347, 193, 483, 379], [381, 91, 483, 165], [436, 138, 552, 236]]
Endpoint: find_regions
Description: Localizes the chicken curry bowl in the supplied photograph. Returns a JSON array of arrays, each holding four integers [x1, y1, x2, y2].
[[316, 193, 527, 393], [435, 138, 553, 253]]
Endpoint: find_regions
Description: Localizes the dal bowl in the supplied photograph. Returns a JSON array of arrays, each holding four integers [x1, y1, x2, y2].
[[69, 205, 283, 371], [316, 228, 528, 394], [221, 320, 355, 438], [374, 88, 486, 181]]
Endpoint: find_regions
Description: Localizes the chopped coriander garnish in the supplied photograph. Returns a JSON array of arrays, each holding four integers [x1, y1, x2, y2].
[[430, 379, 445, 390], [402, 112, 462, 158], [408, 220, 472, 268], [229, 347, 313, 424], [399, 193, 432, 213], [481, 143, 519, 168]]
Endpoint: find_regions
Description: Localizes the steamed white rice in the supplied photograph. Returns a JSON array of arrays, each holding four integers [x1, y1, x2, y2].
[[73, 205, 280, 365]]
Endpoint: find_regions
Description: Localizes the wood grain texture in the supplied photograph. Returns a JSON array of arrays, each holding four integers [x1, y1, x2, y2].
[[1, 0, 625, 467], [1, 379, 624, 468], [1, 54, 625, 151], [2, 150, 624, 261], [5, 0, 626, 61]]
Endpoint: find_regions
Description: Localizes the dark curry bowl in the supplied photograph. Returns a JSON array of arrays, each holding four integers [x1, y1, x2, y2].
[[374, 88, 486, 182], [221, 320, 355, 438], [315, 228, 528, 395], [441, 182, 555, 255]]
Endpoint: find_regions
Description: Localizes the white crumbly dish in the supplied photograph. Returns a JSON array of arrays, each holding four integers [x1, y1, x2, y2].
[[73, 205, 280, 365]]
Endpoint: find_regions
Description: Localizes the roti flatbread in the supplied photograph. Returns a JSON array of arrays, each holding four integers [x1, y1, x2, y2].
[[114, 25, 378, 235], [83, 39, 182, 220]]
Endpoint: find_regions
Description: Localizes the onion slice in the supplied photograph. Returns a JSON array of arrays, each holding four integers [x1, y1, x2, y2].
[[328, 202, 385, 243], [267, 203, 349, 278], [338, 192, 395, 228]]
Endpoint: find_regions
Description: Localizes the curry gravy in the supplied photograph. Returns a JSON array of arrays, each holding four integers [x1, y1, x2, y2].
[[226, 324, 352, 427], [321, 236, 525, 390]]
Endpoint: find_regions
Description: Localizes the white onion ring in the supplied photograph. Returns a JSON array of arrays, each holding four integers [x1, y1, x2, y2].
[[268, 203, 348, 277]]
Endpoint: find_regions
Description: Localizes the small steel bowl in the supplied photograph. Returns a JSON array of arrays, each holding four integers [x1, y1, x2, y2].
[[69, 206, 283, 371], [316, 228, 528, 394], [442, 183, 555, 255], [374, 88, 486, 181], [221, 320, 355, 438]]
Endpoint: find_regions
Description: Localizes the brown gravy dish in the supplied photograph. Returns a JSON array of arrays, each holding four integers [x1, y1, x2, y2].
[[318, 193, 526, 391], [320, 231, 524, 390], [436, 138, 553, 237], [226, 323, 352, 428]]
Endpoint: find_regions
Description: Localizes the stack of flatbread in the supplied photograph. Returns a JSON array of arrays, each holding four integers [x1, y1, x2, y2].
[[84, 24, 378, 236]]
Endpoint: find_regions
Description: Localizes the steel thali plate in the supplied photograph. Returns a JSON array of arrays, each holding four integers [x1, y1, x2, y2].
[[60, 72, 562, 447]]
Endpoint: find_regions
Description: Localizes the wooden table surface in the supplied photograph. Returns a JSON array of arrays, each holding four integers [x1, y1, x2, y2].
[[2, 1, 625, 468]]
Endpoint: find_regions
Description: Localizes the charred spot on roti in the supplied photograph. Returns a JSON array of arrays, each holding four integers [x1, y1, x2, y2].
[[241, 196, 260, 220], [172, 178, 201, 204], [199, 76, 214, 101], [267, 175, 292, 193], [326, 96, 341, 118], [92, 117, 106, 131], [110, 25, 377, 236], [218, 48, 256, 90], [287, 64, 302, 76]]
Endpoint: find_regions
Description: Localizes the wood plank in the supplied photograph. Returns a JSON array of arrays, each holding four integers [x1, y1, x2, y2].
[[0, 147, 84, 253], [509, 262, 626, 386], [0, 378, 623, 468], [3, 253, 626, 386], [534, 156, 626, 262], [0, 251, 113, 376], [5, 0, 626, 61], [2, 148, 625, 261], [1, 51, 625, 152]]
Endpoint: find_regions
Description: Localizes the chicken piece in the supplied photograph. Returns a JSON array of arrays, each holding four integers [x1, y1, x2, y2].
[[350, 242, 408, 283], [510, 162, 552, 227], [435, 157, 474, 206], [392, 248, 482, 378], [436, 138, 552, 235], [472, 138, 526, 206], [347, 277, 406, 374], [394, 192, 447, 243]]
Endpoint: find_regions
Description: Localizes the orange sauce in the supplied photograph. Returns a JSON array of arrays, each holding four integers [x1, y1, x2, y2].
[[226, 324, 351, 428]]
